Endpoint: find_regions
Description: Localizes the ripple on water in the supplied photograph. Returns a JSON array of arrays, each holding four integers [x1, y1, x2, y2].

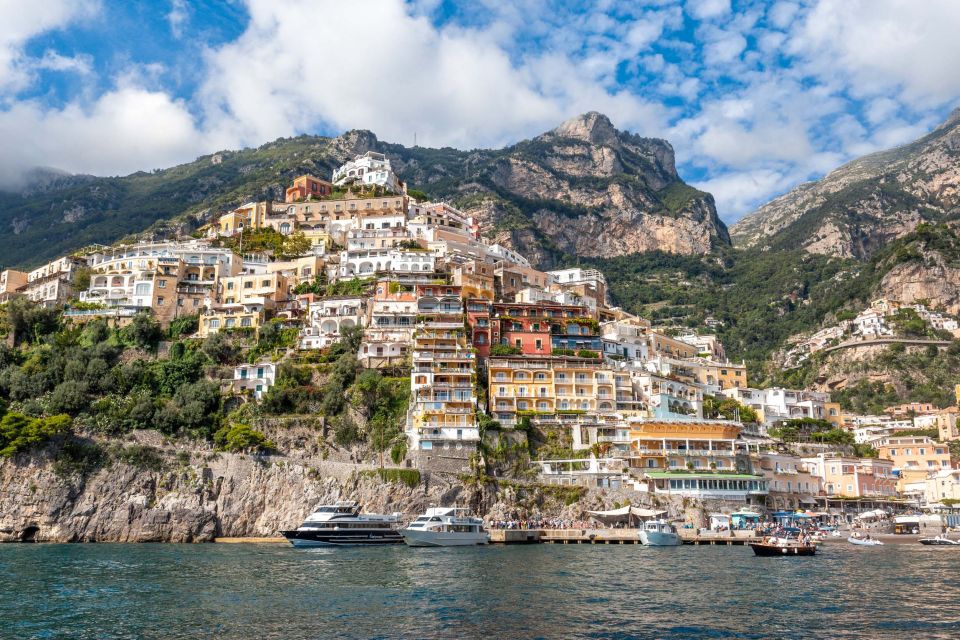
[[3, 543, 960, 639]]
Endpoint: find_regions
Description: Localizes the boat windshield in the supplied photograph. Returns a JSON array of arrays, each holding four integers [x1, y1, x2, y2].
[[414, 517, 430, 523]]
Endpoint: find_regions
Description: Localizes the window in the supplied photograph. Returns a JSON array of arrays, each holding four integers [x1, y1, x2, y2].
[[227, 282, 234, 290], [535, 339, 543, 350], [157, 280, 166, 288], [225, 318, 236, 328], [240, 369, 248, 379], [257, 368, 264, 377], [241, 317, 252, 327], [244, 281, 253, 289], [157, 297, 165, 306]]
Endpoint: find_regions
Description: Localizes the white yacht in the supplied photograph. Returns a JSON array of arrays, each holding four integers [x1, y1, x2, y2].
[[282, 501, 402, 547], [401, 507, 489, 547], [638, 519, 682, 546]]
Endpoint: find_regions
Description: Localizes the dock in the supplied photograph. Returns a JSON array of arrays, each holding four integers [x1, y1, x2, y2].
[[488, 529, 760, 545]]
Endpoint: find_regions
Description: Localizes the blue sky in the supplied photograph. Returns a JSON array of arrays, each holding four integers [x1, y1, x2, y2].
[[1, 0, 959, 222]]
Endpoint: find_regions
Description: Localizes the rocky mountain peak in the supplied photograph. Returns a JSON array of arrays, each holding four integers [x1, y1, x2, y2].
[[935, 106, 960, 132], [330, 129, 380, 161], [547, 111, 620, 146]]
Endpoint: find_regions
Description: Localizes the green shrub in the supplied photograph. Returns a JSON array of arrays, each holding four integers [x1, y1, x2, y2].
[[576, 349, 600, 358], [0, 413, 72, 457], [52, 438, 108, 477], [114, 444, 166, 471], [214, 423, 275, 453], [490, 344, 522, 356], [361, 468, 421, 488]]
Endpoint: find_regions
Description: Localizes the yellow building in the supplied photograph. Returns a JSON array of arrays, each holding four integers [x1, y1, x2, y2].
[[488, 356, 617, 426], [0, 269, 27, 303], [198, 304, 264, 337], [216, 272, 292, 307], [627, 420, 743, 472], [874, 435, 953, 492]]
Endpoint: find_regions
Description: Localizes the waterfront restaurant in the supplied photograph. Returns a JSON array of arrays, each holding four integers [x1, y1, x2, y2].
[[641, 472, 768, 503], [627, 419, 747, 472]]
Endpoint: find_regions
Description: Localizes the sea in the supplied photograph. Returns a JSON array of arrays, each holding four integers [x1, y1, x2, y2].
[[2, 541, 958, 639]]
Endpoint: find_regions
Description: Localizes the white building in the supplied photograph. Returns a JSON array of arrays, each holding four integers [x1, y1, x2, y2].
[[233, 362, 277, 400], [721, 387, 831, 426], [339, 248, 435, 278], [332, 151, 402, 193], [300, 296, 365, 350]]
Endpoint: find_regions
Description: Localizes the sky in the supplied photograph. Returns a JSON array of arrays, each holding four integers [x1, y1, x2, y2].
[[1, 0, 959, 222]]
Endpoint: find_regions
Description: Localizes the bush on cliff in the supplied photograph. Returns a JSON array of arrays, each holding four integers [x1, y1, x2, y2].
[[0, 412, 72, 457], [214, 423, 275, 453]]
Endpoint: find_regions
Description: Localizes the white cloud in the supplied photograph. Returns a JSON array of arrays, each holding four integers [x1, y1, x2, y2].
[[167, 0, 189, 39], [788, 0, 960, 104], [35, 50, 93, 75], [686, 0, 731, 21], [0, 0, 98, 95], [0, 84, 206, 183]]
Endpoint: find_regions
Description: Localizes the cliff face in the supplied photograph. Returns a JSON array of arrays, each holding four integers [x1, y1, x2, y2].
[[0, 426, 688, 543], [389, 112, 729, 264], [731, 109, 960, 259]]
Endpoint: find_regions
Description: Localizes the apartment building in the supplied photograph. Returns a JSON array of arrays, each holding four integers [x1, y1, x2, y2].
[[722, 387, 831, 426], [358, 281, 417, 367], [24, 256, 85, 307], [407, 284, 478, 467], [285, 174, 333, 203], [874, 435, 953, 492], [755, 452, 822, 510], [627, 419, 745, 473], [487, 355, 618, 426], [801, 454, 897, 497], [299, 296, 365, 349], [0, 269, 27, 303], [332, 151, 403, 193]]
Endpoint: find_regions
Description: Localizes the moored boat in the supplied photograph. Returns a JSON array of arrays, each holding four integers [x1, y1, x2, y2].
[[401, 507, 489, 547], [919, 535, 960, 546], [638, 519, 681, 546], [282, 501, 402, 547], [750, 536, 817, 556]]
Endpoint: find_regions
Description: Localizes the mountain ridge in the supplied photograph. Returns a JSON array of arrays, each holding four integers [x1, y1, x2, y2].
[[730, 109, 960, 258], [0, 113, 727, 270]]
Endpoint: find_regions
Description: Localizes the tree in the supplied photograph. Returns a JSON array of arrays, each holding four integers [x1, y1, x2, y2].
[[214, 423, 275, 452], [279, 232, 312, 259], [3, 298, 60, 345], [48, 380, 90, 415], [123, 313, 163, 350]]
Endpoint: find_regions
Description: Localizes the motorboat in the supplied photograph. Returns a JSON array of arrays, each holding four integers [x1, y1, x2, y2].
[[847, 534, 884, 546], [919, 535, 960, 546], [750, 536, 817, 556], [401, 507, 489, 547], [638, 519, 681, 546], [281, 501, 402, 547]]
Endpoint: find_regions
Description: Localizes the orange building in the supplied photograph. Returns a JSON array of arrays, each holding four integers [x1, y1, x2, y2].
[[627, 420, 744, 473], [285, 175, 333, 203]]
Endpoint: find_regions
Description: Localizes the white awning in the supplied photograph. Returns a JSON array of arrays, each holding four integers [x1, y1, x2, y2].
[[586, 506, 667, 519]]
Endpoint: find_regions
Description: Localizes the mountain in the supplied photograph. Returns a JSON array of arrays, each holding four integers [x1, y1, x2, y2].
[[0, 112, 728, 270], [731, 109, 960, 259]]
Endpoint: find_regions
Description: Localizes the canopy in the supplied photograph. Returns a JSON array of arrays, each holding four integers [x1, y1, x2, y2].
[[855, 509, 888, 520]]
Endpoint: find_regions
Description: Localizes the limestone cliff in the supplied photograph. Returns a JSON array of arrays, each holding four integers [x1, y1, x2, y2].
[[731, 108, 960, 259], [0, 426, 684, 543]]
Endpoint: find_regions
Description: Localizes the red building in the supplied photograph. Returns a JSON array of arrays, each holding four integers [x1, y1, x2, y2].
[[465, 299, 492, 358], [488, 302, 593, 356]]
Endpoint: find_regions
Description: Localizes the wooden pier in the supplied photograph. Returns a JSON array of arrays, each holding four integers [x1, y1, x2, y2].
[[488, 529, 760, 545]]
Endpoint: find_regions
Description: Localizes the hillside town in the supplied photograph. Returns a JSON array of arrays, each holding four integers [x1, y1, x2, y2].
[[3, 151, 960, 529]]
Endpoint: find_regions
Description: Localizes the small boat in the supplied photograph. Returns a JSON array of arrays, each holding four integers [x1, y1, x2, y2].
[[847, 535, 884, 546], [750, 537, 817, 556], [919, 535, 960, 546], [638, 519, 681, 546], [281, 501, 402, 547], [401, 507, 489, 547]]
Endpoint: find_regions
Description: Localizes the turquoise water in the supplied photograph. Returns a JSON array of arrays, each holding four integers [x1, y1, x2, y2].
[[2, 542, 959, 639]]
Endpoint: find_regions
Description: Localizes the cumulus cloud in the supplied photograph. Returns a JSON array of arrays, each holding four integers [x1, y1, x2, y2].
[[1, 0, 959, 224]]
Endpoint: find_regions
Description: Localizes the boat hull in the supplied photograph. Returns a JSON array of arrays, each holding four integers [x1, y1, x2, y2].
[[750, 543, 817, 556], [282, 529, 403, 547], [639, 530, 681, 546], [847, 537, 883, 546], [919, 538, 960, 546], [401, 529, 489, 547]]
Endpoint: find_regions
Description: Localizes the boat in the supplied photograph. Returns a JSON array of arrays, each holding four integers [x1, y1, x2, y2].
[[847, 534, 884, 546], [919, 535, 960, 546], [401, 507, 489, 547], [750, 537, 817, 556], [638, 519, 681, 546], [281, 501, 402, 547]]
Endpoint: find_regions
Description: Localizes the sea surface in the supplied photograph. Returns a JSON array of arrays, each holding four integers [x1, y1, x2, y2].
[[2, 541, 959, 639]]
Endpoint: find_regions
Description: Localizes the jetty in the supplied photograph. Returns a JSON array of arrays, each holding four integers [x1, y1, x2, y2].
[[488, 529, 760, 545]]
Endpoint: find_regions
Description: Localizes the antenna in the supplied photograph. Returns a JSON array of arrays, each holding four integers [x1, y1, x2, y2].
[[414, 132, 417, 147]]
